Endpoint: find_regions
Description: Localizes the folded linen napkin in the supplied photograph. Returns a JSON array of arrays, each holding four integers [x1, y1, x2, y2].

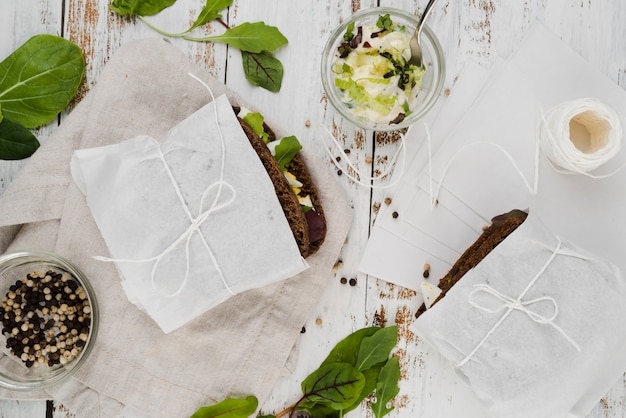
[[0, 37, 352, 418]]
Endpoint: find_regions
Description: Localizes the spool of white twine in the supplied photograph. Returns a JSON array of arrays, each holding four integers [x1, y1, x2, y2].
[[537, 98, 623, 176]]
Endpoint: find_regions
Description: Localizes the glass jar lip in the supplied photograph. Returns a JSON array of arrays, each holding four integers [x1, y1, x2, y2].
[[321, 6, 446, 131], [0, 250, 99, 391]]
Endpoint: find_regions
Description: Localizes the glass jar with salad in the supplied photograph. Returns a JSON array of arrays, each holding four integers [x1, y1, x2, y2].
[[321, 7, 445, 131]]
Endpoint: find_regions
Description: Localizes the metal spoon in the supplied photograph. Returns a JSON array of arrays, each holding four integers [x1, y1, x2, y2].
[[408, 0, 438, 68]]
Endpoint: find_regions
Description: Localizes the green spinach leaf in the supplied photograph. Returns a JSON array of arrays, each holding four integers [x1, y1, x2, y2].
[[190, 395, 258, 418], [371, 357, 401, 418], [355, 326, 398, 371], [301, 362, 366, 410], [187, 0, 233, 33], [0, 34, 84, 129], [110, 0, 177, 16], [190, 22, 287, 53], [273, 135, 302, 171], [320, 327, 381, 367], [0, 118, 40, 160], [241, 51, 283, 93], [190, 326, 401, 418]]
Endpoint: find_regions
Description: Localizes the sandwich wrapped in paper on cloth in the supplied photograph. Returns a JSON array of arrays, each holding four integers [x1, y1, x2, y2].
[[411, 210, 626, 418], [71, 94, 313, 333], [0, 38, 352, 417]]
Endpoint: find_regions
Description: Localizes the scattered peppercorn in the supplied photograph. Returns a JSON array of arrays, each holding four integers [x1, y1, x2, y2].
[[337, 169, 343, 176], [300, 326, 306, 334], [392, 211, 399, 219], [0, 270, 91, 368], [384, 197, 392, 205], [349, 278, 357, 286], [423, 263, 431, 278], [340, 277, 348, 285]]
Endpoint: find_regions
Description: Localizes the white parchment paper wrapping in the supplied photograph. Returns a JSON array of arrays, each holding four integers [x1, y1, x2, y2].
[[411, 212, 626, 418], [71, 94, 308, 333]]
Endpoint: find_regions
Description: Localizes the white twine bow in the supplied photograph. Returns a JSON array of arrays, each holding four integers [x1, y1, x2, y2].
[[95, 73, 237, 298], [456, 238, 581, 367]]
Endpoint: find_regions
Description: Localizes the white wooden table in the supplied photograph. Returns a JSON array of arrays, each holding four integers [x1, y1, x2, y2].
[[1, 0, 625, 417]]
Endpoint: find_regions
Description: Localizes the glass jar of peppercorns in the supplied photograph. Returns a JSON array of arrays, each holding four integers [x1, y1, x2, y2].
[[0, 251, 98, 391]]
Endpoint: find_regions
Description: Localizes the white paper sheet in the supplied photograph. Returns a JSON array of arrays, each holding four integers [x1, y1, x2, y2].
[[72, 94, 309, 333]]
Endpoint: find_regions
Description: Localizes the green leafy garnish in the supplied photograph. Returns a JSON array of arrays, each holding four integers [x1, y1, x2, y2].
[[191, 326, 401, 418], [343, 21, 356, 42], [242, 112, 269, 143], [190, 395, 258, 418], [0, 118, 40, 160], [376, 14, 393, 31], [110, 0, 177, 16], [0, 34, 84, 160], [186, 0, 233, 33], [301, 363, 366, 410], [273, 135, 302, 171], [355, 326, 398, 371], [109, 0, 288, 92], [0, 34, 84, 129], [189, 22, 287, 53], [371, 357, 401, 418], [241, 51, 284, 93]]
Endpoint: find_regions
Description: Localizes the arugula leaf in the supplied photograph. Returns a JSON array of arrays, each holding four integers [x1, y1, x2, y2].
[[355, 326, 398, 371], [186, 0, 233, 33], [0, 118, 40, 160], [110, 0, 177, 16], [190, 22, 288, 53], [0, 34, 84, 129], [190, 395, 258, 418], [371, 357, 401, 418], [301, 363, 366, 410], [273, 136, 302, 171], [241, 51, 284, 93]]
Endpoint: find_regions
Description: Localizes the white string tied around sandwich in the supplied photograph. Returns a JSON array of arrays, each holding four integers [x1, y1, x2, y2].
[[456, 237, 581, 368], [95, 73, 237, 298]]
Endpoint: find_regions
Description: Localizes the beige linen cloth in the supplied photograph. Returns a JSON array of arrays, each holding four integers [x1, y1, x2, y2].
[[0, 38, 352, 417]]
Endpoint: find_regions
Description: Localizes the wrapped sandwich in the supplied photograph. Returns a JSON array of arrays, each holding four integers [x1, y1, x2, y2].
[[411, 210, 626, 418]]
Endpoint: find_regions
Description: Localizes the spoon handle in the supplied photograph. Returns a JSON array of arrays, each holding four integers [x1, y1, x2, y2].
[[416, 0, 438, 36]]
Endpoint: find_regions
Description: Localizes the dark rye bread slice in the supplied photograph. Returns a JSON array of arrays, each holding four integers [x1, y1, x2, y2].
[[416, 209, 528, 318], [233, 106, 326, 258]]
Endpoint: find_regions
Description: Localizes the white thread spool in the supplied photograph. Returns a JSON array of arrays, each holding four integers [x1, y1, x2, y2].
[[537, 98, 623, 176]]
